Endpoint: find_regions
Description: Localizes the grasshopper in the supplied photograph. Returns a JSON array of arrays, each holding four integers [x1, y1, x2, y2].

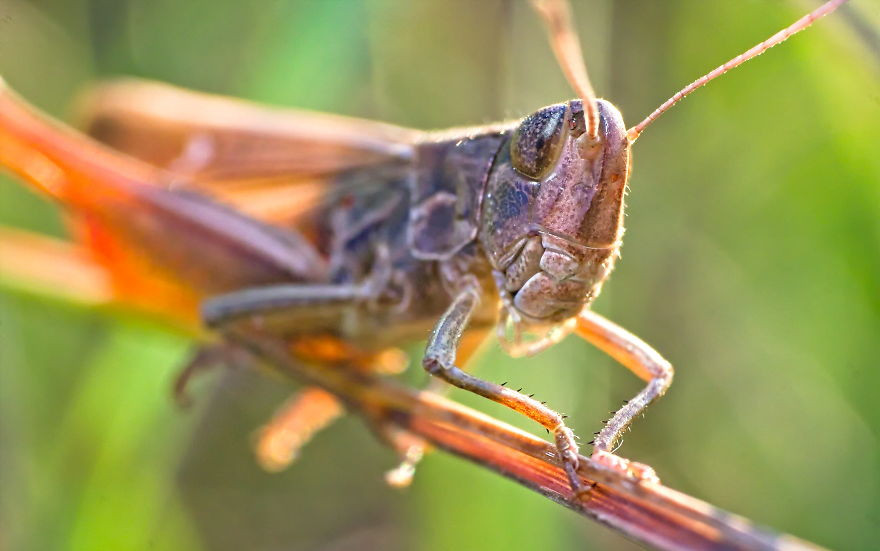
[[0, 0, 849, 496]]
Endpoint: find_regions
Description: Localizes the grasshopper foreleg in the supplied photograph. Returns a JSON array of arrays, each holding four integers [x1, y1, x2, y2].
[[574, 309, 674, 483], [423, 288, 589, 496]]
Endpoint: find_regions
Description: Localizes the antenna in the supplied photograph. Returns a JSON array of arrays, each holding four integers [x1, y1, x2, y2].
[[530, 0, 600, 139], [627, 0, 849, 143]]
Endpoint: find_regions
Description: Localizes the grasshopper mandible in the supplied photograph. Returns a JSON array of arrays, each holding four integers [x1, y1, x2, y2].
[[0, 0, 848, 496]]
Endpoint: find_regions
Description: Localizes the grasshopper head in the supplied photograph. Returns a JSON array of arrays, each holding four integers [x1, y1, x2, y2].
[[480, 99, 630, 331]]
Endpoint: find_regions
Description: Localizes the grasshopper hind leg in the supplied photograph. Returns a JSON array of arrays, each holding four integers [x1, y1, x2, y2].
[[201, 282, 440, 486]]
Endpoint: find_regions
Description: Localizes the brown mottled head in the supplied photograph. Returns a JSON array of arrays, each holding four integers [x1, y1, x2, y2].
[[480, 99, 630, 330]]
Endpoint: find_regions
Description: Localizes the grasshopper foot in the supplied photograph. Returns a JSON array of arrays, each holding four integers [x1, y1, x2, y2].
[[590, 449, 660, 485], [382, 431, 427, 489], [553, 425, 599, 500], [384, 453, 419, 488], [563, 460, 597, 501]]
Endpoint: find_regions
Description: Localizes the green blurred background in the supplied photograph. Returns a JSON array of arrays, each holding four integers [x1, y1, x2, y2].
[[1, 0, 878, 549]]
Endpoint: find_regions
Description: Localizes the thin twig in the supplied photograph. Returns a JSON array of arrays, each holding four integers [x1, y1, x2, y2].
[[0, 228, 824, 549], [232, 330, 826, 551]]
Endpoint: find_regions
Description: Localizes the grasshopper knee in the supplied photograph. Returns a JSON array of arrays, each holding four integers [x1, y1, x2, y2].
[[422, 356, 447, 376]]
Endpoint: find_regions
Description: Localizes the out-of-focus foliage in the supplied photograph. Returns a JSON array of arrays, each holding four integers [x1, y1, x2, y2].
[[0, 1, 878, 549]]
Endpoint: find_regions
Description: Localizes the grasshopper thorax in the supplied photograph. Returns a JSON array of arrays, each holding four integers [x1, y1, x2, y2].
[[480, 99, 630, 331]]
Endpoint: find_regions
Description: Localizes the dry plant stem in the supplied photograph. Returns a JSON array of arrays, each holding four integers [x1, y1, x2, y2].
[[232, 330, 825, 551], [0, 231, 823, 549]]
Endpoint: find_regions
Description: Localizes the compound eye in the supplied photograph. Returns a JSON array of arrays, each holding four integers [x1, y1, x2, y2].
[[510, 104, 568, 180]]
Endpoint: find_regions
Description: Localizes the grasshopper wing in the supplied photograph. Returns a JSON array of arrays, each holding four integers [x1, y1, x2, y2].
[[77, 79, 421, 222]]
